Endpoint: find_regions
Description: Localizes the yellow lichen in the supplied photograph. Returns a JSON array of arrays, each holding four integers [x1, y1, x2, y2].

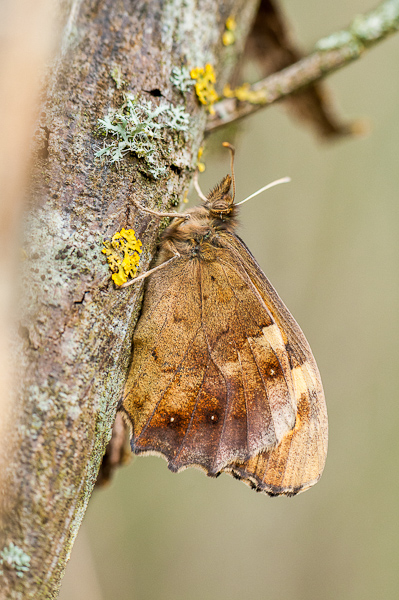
[[225, 16, 236, 31], [223, 15, 237, 46], [223, 83, 268, 105], [190, 64, 219, 115], [197, 146, 206, 172], [102, 228, 142, 286]]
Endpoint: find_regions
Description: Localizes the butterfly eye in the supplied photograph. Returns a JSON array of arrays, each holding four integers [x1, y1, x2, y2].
[[209, 202, 233, 218]]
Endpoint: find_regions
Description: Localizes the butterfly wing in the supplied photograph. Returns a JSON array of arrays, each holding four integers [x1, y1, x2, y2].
[[122, 241, 302, 476], [218, 233, 328, 495]]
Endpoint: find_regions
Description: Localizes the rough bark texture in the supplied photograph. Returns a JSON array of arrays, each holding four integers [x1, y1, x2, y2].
[[0, 1, 259, 598]]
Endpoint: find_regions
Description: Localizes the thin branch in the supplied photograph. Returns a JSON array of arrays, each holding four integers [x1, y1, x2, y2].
[[207, 0, 399, 131]]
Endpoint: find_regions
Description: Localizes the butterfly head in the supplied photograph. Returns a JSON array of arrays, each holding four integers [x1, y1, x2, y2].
[[205, 174, 236, 220], [204, 142, 237, 222]]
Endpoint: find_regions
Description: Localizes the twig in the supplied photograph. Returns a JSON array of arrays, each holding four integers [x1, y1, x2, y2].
[[207, 0, 399, 131]]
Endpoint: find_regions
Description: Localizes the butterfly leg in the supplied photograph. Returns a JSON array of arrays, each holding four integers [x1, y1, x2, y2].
[[119, 243, 181, 288], [131, 196, 190, 220]]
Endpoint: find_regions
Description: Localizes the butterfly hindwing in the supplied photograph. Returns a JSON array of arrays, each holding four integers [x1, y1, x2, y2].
[[123, 241, 299, 475]]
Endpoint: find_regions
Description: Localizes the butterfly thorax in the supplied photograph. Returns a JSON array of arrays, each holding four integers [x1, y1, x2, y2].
[[160, 174, 239, 260]]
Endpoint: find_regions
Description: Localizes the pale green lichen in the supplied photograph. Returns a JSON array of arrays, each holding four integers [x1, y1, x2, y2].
[[96, 95, 190, 178], [315, 30, 362, 54], [170, 66, 195, 95], [31, 413, 42, 431], [164, 104, 191, 131], [102, 228, 143, 286], [110, 65, 125, 90], [67, 405, 81, 421], [0, 543, 31, 578], [37, 395, 53, 412]]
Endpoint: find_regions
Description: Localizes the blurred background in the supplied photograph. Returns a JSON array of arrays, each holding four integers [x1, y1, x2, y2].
[[59, 0, 399, 598]]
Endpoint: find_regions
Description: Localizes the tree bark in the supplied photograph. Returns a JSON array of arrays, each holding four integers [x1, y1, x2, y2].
[[0, 1, 259, 598]]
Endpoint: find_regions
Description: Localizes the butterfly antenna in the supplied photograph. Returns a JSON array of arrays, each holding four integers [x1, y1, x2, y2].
[[235, 177, 291, 206], [193, 170, 208, 202], [222, 142, 236, 202]]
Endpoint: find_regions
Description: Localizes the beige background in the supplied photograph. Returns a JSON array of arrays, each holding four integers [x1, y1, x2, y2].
[[60, 1, 399, 598]]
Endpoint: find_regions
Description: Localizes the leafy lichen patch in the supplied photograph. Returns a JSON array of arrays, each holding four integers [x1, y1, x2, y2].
[[170, 66, 195, 95], [110, 65, 125, 90], [223, 82, 268, 104], [190, 64, 219, 114], [0, 543, 31, 578], [102, 228, 143, 286], [95, 95, 190, 178]]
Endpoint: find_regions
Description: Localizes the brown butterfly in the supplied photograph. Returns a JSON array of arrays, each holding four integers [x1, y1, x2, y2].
[[121, 144, 327, 496]]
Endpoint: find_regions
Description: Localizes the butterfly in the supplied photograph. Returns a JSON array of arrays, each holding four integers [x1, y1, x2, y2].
[[120, 143, 327, 496]]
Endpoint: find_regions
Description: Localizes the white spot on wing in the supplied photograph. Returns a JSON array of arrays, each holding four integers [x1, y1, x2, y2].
[[291, 366, 308, 396], [261, 324, 286, 351], [291, 363, 318, 407]]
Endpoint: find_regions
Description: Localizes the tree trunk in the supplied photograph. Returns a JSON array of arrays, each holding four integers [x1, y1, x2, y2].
[[0, 1, 259, 598]]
